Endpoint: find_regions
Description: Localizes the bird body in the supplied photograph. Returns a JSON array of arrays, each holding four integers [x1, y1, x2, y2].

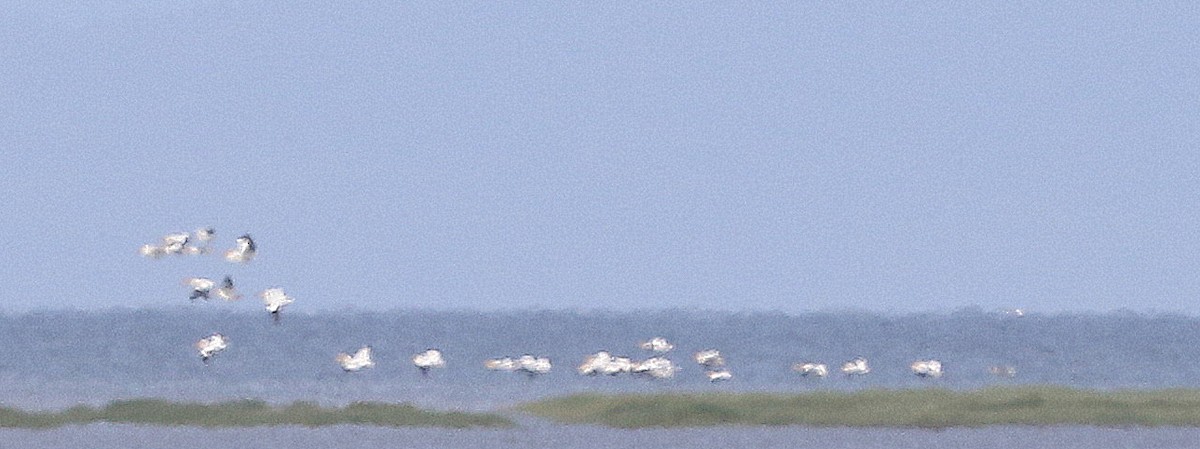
[[706, 369, 733, 382], [336, 346, 374, 372], [196, 333, 227, 364], [485, 357, 519, 371], [162, 232, 190, 255], [639, 337, 674, 353], [194, 227, 215, 243], [911, 359, 943, 378], [259, 288, 294, 323], [694, 349, 724, 368], [516, 355, 552, 377], [413, 349, 446, 376], [184, 277, 216, 301], [225, 234, 256, 263], [792, 362, 829, 378], [841, 357, 870, 376], [214, 276, 241, 301], [632, 356, 678, 379]]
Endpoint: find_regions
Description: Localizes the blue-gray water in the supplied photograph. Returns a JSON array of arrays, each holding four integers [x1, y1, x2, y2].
[[4, 308, 1199, 448]]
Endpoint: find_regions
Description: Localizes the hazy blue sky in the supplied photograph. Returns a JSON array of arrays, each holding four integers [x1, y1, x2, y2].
[[1, 2, 1197, 313]]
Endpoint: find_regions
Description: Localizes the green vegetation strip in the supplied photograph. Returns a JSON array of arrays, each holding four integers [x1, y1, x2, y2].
[[0, 399, 513, 429], [519, 387, 1200, 429]]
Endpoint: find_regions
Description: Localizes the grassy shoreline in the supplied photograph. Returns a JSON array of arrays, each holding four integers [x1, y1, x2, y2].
[[0, 399, 513, 429], [518, 387, 1200, 429]]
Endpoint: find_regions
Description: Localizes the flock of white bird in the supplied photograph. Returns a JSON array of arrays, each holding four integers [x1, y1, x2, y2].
[[144, 228, 1007, 381]]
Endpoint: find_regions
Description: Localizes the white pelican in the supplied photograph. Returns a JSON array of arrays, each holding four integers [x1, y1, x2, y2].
[[706, 369, 733, 382], [336, 346, 374, 372], [632, 356, 678, 379], [841, 357, 870, 377], [484, 357, 518, 372], [183, 277, 216, 301], [196, 333, 227, 364], [162, 232, 190, 255], [638, 337, 674, 353], [694, 349, 724, 368], [911, 359, 943, 378], [578, 351, 612, 376], [792, 362, 828, 378], [579, 351, 634, 376], [194, 227, 215, 243], [516, 354, 552, 377], [214, 276, 241, 301], [224, 234, 256, 263], [412, 349, 446, 377], [259, 287, 294, 324], [989, 365, 1017, 378]]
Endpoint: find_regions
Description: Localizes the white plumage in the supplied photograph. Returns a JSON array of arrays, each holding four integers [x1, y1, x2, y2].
[[183, 277, 216, 301], [578, 351, 635, 376], [195, 333, 227, 364], [694, 349, 725, 368], [194, 227, 215, 243], [638, 337, 674, 353], [162, 232, 190, 255], [412, 349, 446, 376], [224, 234, 256, 263], [516, 354, 552, 377], [632, 356, 678, 379], [259, 287, 294, 323], [792, 362, 829, 378], [706, 369, 733, 382], [336, 346, 375, 372], [841, 357, 870, 376], [214, 276, 242, 301], [911, 359, 943, 378], [484, 357, 519, 372]]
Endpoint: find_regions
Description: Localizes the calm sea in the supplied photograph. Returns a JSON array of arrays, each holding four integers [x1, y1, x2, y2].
[[2, 308, 1198, 448]]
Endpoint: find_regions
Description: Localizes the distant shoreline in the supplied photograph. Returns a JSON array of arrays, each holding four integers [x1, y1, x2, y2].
[[0, 399, 512, 429], [518, 387, 1200, 429], [5, 387, 1200, 429]]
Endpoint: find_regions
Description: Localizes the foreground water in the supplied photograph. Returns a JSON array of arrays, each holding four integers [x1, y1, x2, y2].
[[3, 309, 1200, 447]]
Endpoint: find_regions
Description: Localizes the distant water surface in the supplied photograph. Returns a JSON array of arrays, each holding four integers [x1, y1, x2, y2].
[[5, 309, 1200, 447], [1, 309, 1196, 410]]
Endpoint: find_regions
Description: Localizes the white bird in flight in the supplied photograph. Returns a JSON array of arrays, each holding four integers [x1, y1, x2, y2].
[[336, 346, 374, 372], [694, 349, 725, 368], [214, 276, 242, 301], [484, 357, 519, 372], [162, 232, 190, 255], [195, 333, 227, 364], [225, 234, 256, 263], [706, 369, 733, 382], [259, 288, 294, 324], [194, 227, 215, 243], [632, 356, 678, 379], [639, 337, 674, 353], [792, 362, 829, 378], [841, 357, 870, 377], [183, 277, 216, 301], [412, 349, 446, 377], [911, 359, 943, 378], [516, 354, 552, 377]]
